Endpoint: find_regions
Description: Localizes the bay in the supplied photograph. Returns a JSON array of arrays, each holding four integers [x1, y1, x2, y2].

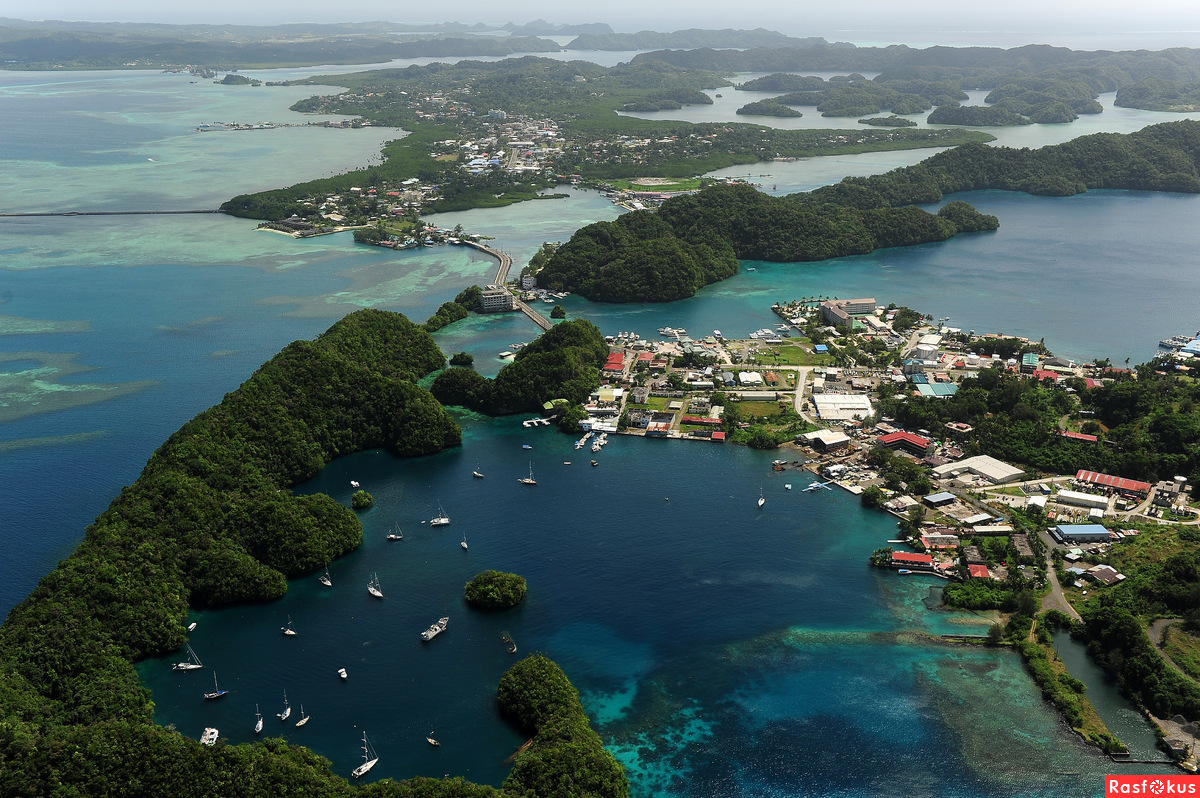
[[2, 54, 1195, 798]]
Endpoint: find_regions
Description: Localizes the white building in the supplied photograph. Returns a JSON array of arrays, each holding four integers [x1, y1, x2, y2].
[[1055, 489, 1110, 510], [930, 455, 1023, 485], [811, 394, 874, 421], [480, 284, 516, 312]]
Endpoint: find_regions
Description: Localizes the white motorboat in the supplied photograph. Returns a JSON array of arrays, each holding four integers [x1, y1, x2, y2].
[[338, 667, 348, 680], [757, 486, 765, 508], [319, 564, 332, 587], [200, 727, 219, 746]]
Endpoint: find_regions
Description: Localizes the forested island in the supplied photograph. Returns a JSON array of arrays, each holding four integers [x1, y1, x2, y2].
[[0, 307, 625, 797], [431, 319, 608, 426], [535, 183, 997, 302], [534, 118, 1200, 303]]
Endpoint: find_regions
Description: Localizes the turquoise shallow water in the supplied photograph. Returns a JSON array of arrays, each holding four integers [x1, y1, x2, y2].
[[2, 58, 1196, 797]]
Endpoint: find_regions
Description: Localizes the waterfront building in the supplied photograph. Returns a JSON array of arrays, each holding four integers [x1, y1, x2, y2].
[[480, 284, 516, 312], [1021, 352, 1040, 373], [821, 298, 876, 330], [890, 551, 934, 570], [800, 429, 851, 452]]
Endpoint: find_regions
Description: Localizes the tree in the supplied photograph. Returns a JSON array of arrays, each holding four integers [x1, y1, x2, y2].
[[352, 490, 374, 509], [450, 351, 475, 367], [550, 304, 567, 319]]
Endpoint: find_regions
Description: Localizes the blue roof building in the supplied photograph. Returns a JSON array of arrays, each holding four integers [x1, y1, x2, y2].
[[1053, 524, 1112, 544]]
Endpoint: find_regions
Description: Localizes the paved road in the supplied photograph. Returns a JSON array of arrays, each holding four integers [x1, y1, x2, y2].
[[1037, 529, 1082, 621]]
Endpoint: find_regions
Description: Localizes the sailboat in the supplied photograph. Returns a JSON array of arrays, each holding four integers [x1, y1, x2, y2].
[[430, 503, 450, 526], [203, 672, 227, 700], [295, 705, 309, 727], [277, 691, 291, 721], [318, 564, 332, 587], [518, 462, 537, 485], [461, 532, 468, 551], [351, 732, 379, 778], [281, 615, 296, 636], [472, 463, 484, 478], [254, 704, 263, 734], [172, 643, 203, 671], [367, 572, 383, 598], [757, 486, 765, 508], [387, 523, 403, 541]]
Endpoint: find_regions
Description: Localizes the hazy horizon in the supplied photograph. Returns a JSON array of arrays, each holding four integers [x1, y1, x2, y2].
[[7, 2, 1200, 51]]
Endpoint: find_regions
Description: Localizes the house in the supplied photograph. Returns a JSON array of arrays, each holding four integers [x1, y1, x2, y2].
[[968, 564, 993, 579]]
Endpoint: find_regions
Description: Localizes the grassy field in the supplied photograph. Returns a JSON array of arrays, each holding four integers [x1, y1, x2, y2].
[[628, 396, 670, 411], [1108, 523, 1197, 573], [738, 400, 787, 418], [1161, 624, 1200, 682], [737, 343, 831, 367]]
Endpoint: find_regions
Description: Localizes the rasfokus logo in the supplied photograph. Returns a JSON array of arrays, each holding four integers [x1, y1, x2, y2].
[[1107, 776, 1200, 795]]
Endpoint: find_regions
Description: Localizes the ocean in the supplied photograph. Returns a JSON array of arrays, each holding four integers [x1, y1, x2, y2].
[[2, 51, 1195, 796]]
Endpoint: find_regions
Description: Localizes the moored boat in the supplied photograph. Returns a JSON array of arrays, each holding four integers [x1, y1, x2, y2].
[[172, 643, 203, 671], [420, 616, 449, 641], [430, 503, 450, 526], [427, 733, 440, 747], [518, 462, 537, 485], [367, 573, 383, 598], [319, 564, 332, 587], [295, 705, 309, 727], [351, 732, 379, 778], [338, 667, 348, 680], [502, 631, 517, 654], [203, 672, 227, 700], [254, 704, 263, 734], [282, 615, 296, 636], [200, 727, 219, 746], [277, 691, 291, 721]]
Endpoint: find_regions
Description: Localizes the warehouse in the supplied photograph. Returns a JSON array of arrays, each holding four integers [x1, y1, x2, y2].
[[812, 394, 874, 421], [931, 455, 1023, 485]]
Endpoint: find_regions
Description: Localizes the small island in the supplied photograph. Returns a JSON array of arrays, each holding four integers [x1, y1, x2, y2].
[[465, 570, 528, 609]]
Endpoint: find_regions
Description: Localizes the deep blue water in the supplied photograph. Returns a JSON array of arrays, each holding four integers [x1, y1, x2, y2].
[[2, 63, 1195, 797]]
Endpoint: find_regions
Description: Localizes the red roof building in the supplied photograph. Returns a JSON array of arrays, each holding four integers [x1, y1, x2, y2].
[[602, 353, 626, 373], [711, 431, 726, 442], [1075, 470, 1152, 497], [891, 551, 934, 569], [968, 564, 992, 579], [1031, 370, 1059, 382], [1058, 430, 1098, 442], [680, 415, 721, 426], [878, 431, 932, 456]]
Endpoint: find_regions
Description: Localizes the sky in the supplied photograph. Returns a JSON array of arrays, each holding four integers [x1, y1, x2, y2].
[[9, 1, 1200, 50]]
